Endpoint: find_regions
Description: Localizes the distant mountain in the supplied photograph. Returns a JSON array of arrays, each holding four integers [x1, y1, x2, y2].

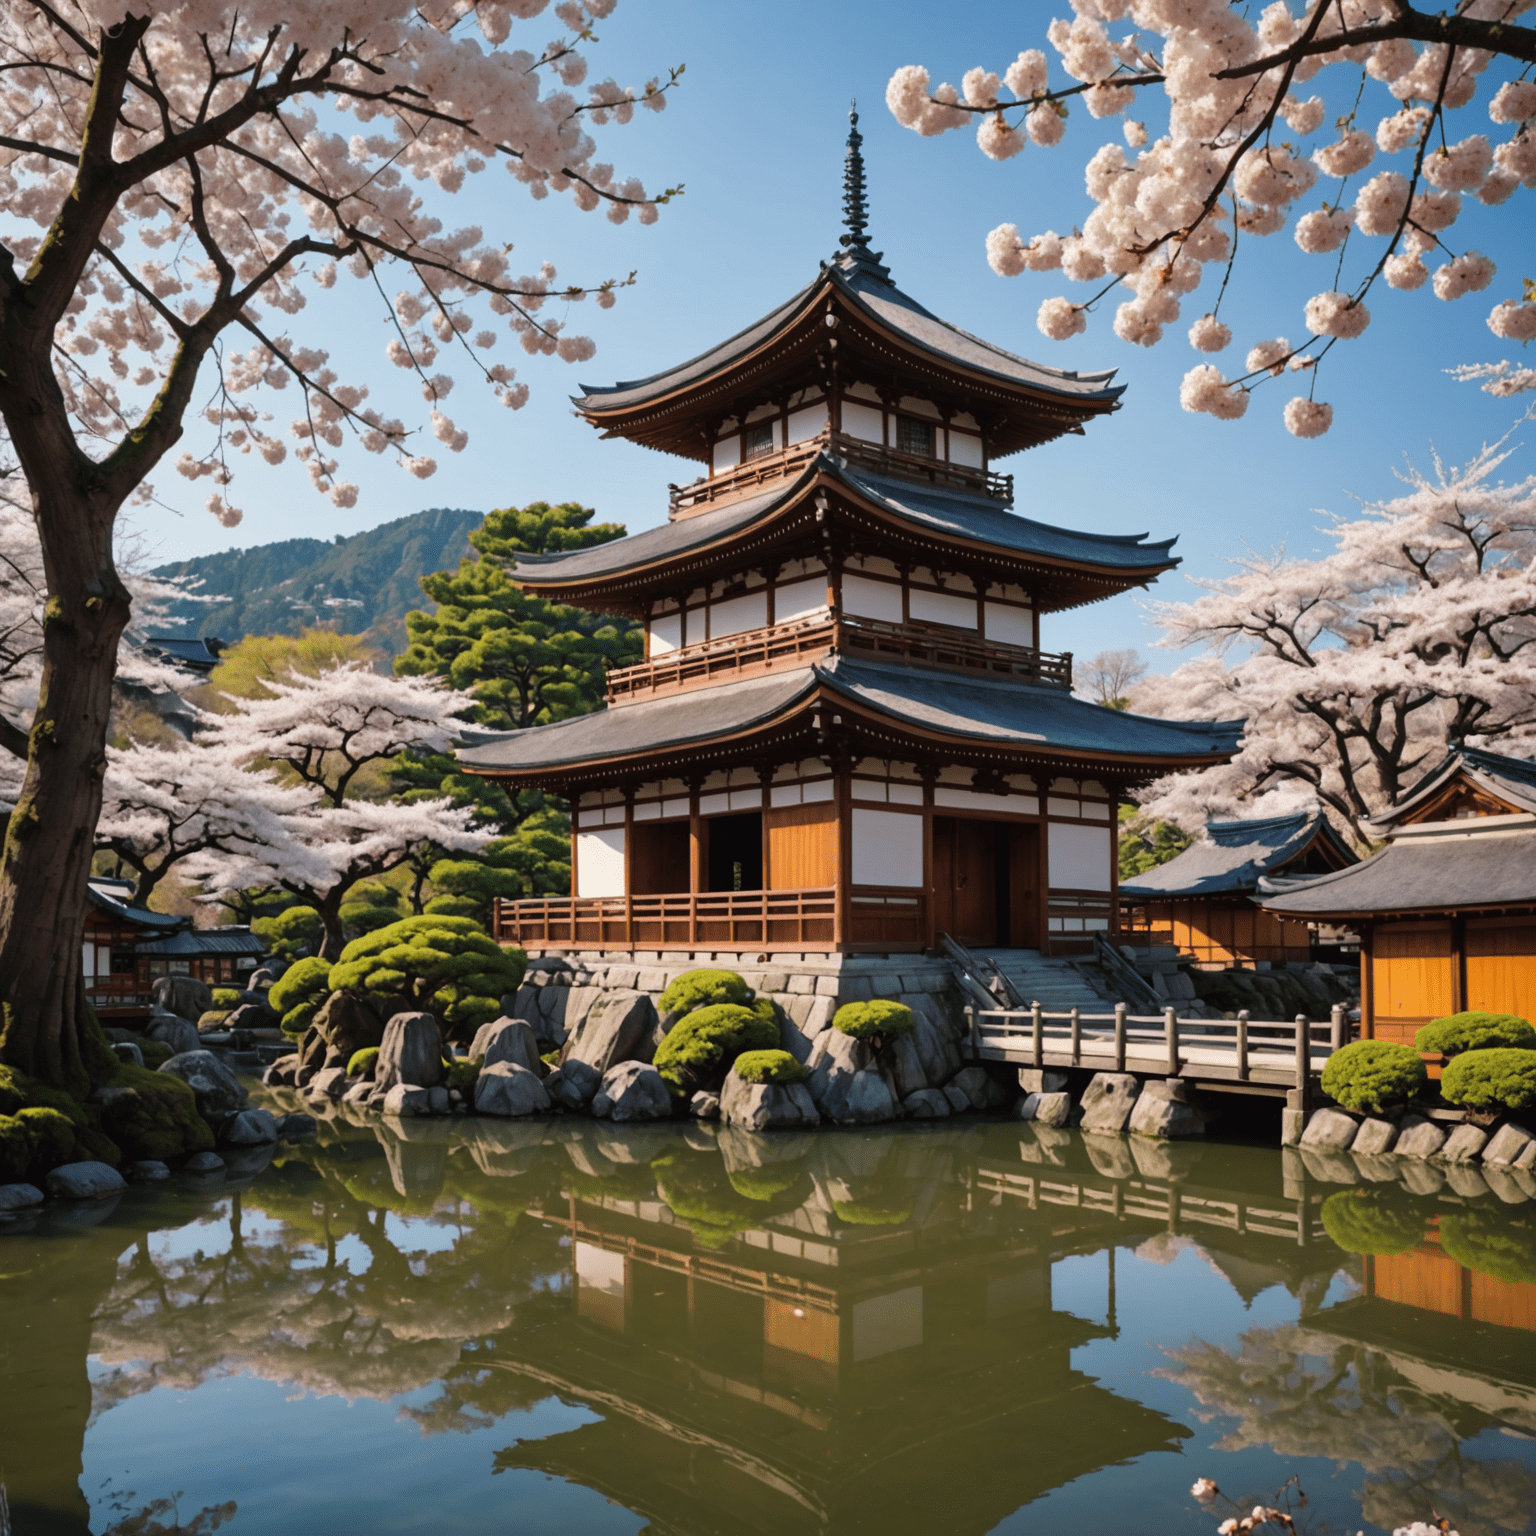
[[151, 506, 482, 657]]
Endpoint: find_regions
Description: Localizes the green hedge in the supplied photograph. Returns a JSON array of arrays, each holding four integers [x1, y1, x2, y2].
[[1440, 1048, 1536, 1113], [653, 1003, 780, 1098], [1320, 1040, 1427, 1113], [1321, 1188, 1427, 1257], [659, 967, 752, 1016], [269, 956, 333, 1038], [832, 999, 916, 1041], [212, 987, 244, 1009], [732, 1049, 808, 1086], [1416, 1011, 1536, 1055]]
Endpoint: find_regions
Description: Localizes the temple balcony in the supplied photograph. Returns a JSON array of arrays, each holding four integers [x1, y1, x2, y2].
[[667, 429, 1014, 519], [605, 613, 1072, 705]]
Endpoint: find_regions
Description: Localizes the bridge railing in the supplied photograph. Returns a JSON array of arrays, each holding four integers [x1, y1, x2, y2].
[[967, 1002, 1350, 1089]]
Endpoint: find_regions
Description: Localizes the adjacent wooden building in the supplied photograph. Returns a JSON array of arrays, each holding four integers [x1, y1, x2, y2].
[[1119, 810, 1357, 965], [463, 114, 1241, 957], [1261, 747, 1536, 1042]]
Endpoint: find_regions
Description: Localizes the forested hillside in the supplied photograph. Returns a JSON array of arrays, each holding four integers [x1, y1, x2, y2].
[[151, 506, 481, 656]]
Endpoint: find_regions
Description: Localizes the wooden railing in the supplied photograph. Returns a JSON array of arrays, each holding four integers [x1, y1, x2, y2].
[[967, 1002, 1351, 1089], [493, 885, 927, 954], [607, 613, 1071, 704], [86, 977, 155, 1012], [668, 429, 1013, 516]]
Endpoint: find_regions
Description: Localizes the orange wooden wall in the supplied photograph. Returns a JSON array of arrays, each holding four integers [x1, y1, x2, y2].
[[1128, 897, 1312, 964], [767, 802, 839, 889], [1368, 914, 1536, 1041], [1464, 917, 1536, 1021]]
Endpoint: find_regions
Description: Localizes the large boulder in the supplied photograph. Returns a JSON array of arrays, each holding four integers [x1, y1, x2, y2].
[[1017, 1091, 1072, 1128], [545, 1059, 600, 1111], [0, 1182, 45, 1211], [305, 1065, 350, 1101], [1127, 1079, 1205, 1140], [375, 1011, 445, 1093], [945, 1066, 1008, 1111], [1351, 1117, 1398, 1156], [221, 1108, 279, 1146], [1078, 1073, 1141, 1133], [153, 975, 213, 1024], [1483, 1122, 1535, 1167], [561, 989, 658, 1075], [146, 1013, 201, 1058], [1440, 1124, 1489, 1163], [590, 1061, 672, 1122], [805, 1030, 897, 1124], [46, 1161, 127, 1200], [719, 1069, 819, 1131], [158, 1050, 248, 1124], [471, 1018, 545, 1076], [1300, 1108, 1358, 1150], [221, 1002, 272, 1035], [1394, 1117, 1447, 1158], [474, 1062, 551, 1118], [903, 1088, 950, 1119], [313, 990, 383, 1067], [381, 1084, 431, 1118]]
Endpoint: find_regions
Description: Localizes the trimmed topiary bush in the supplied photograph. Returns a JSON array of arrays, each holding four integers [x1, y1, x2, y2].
[[1321, 1187, 1428, 1257], [1440, 1206, 1536, 1285], [659, 967, 752, 1017], [832, 999, 916, 1042], [732, 1049, 808, 1086], [1416, 1011, 1536, 1055], [348, 1046, 380, 1080], [269, 956, 333, 1038], [1320, 1039, 1427, 1113], [212, 987, 244, 1010], [327, 915, 527, 1039], [653, 1003, 781, 1098], [1440, 1048, 1536, 1113]]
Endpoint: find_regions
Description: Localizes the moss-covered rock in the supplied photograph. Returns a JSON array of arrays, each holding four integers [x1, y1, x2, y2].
[[1320, 1039, 1427, 1114], [269, 956, 334, 1038], [1416, 1011, 1536, 1055], [94, 1064, 215, 1162], [1440, 1048, 1536, 1113], [653, 1004, 781, 1098], [0, 1109, 73, 1181], [348, 1046, 380, 1080], [138, 1036, 174, 1070], [658, 967, 751, 1017], [1321, 1187, 1427, 1257], [443, 1055, 482, 1092], [832, 999, 916, 1042], [732, 1049, 808, 1086]]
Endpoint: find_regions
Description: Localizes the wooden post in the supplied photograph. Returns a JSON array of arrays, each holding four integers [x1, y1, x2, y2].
[[1295, 1014, 1309, 1091], [1236, 1010, 1249, 1081], [1164, 1006, 1179, 1077], [1330, 1003, 1346, 1057], [1114, 1003, 1127, 1073], [965, 1004, 978, 1059], [1031, 1001, 1043, 1068], [1070, 1005, 1081, 1066]]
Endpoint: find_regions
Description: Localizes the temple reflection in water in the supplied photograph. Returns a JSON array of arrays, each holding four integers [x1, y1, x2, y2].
[[3, 1112, 1535, 1535]]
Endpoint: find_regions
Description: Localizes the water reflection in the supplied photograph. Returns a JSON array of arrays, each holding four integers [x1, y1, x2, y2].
[[2, 1102, 1535, 1535]]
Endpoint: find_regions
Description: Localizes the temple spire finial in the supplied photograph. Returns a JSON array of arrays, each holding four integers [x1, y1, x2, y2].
[[841, 101, 869, 250]]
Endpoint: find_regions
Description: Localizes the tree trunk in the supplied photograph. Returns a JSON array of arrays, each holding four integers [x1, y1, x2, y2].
[[0, 484, 130, 1090], [315, 886, 348, 962]]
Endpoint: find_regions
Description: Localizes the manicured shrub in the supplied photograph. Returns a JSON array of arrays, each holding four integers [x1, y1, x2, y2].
[[832, 999, 916, 1042], [327, 915, 527, 1039], [1440, 1207, 1536, 1286], [212, 987, 244, 1009], [732, 1049, 808, 1086], [348, 1047, 380, 1079], [269, 956, 334, 1038], [653, 1003, 780, 1098], [1320, 1040, 1427, 1113], [1321, 1188, 1428, 1258], [1440, 1048, 1536, 1113], [659, 967, 752, 1017], [252, 904, 323, 960], [1416, 1011, 1536, 1055]]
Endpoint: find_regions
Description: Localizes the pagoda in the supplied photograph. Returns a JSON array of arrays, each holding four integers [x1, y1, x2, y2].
[[461, 111, 1242, 959]]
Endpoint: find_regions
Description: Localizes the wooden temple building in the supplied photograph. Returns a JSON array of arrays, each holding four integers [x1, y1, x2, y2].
[[1262, 747, 1536, 1042], [1119, 810, 1357, 966], [463, 113, 1241, 958]]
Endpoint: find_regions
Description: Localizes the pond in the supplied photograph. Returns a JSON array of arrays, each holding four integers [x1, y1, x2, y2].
[[3, 1099, 1535, 1536]]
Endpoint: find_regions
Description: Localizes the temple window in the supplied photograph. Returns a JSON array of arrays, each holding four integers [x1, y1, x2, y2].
[[896, 416, 935, 458], [744, 420, 776, 460]]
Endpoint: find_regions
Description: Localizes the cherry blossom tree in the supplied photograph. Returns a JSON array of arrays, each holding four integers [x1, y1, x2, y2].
[[0, 1, 675, 1085], [1131, 438, 1536, 840], [887, 1, 1536, 436]]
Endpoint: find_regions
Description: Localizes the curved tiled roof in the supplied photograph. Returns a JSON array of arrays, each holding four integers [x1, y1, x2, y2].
[[1365, 744, 1536, 831], [456, 656, 1241, 775], [509, 455, 1176, 589], [1121, 811, 1352, 899], [574, 261, 1121, 416]]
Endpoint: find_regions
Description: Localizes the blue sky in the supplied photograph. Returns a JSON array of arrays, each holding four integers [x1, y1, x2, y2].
[[133, 0, 1535, 668]]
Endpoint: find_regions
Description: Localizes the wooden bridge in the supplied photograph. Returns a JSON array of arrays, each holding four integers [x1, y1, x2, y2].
[[965, 1002, 1350, 1098]]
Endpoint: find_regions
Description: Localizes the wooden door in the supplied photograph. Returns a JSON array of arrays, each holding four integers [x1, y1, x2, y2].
[[1371, 920, 1456, 1043], [629, 820, 691, 895], [1007, 824, 1041, 948], [932, 816, 997, 946]]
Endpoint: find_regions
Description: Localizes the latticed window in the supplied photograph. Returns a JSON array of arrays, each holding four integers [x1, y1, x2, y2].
[[744, 420, 776, 460], [896, 416, 935, 458]]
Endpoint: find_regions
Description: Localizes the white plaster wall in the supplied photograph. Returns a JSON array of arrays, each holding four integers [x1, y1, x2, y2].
[[842, 574, 903, 623], [842, 401, 884, 444], [649, 612, 682, 654], [575, 1241, 626, 1296], [712, 437, 740, 473], [710, 590, 768, 638], [786, 403, 826, 444], [575, 827, 626, 897], [774, 575, 827, 623], [910, 588, 978, 629], [852, 1286, 923, 1362], [1048, 822, 1113, 891], [852, 808, 924, 887], [948, 432, 984, 468], [983, 602, 1034, 647]]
